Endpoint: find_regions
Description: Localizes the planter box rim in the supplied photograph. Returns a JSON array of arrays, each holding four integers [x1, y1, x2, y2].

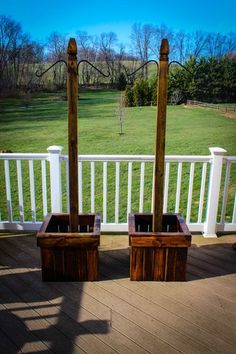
[[129, 212, 191, 237], [38, 212, 100, 234]]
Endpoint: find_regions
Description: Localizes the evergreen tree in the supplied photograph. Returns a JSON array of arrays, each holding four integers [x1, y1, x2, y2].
[[116, 72, 127, 90], [168, 55, 236, 103], [124, 85, 134, 106]]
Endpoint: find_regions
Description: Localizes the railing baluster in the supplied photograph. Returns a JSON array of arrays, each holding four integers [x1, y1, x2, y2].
[[139, 162, 145, 212], [41, 160, 48, 217], [198, 162, 207, 223], [29, 160, 36, 222], [17, 160, 24, 222], [78, 161, 83, 213], [151, 162, 155, 213], [163, 162, 170, 213], [127, 162, 132, 220], [175, 162, 182, 212], [66, 159, 69, 212], [1, 152, 235, 233], [115, 162, 120, 224], [4, 160, 13, 222], [91, 161, 95, 212], [103, 161, 107, 224], [232, 191, 236, 224], [186, 162, 195, 224], [221, 161, 231, 224]]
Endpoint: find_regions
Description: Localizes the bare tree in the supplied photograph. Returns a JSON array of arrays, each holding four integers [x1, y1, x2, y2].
[[131, 23, 153, 78], [76, 31, 99, 85], [172, 31, 189, 64], [98, 32, 117, 86], [150, 24, 174, 59], [205, 32, 226, 58], [115, 94, 126, 135], [188, 31, 208, 59], [0, 15, 43, 95], [18, 40, 44, 91], [225, 32, 236, 55], [46, 32, 67, 89]]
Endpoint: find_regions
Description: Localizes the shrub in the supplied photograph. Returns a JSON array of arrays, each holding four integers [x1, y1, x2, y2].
[[133, 79, 151, 106], [149, 76, 157, 105], [124, 85, 134, 106], [116, 73, 127, 91]]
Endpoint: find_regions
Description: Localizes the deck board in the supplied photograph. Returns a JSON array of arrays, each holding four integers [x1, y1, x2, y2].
[[0, 329, 19, 354], [0, 233, 236, 354]]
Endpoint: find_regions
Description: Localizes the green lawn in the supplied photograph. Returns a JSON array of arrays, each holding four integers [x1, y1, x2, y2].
[[1, 89, 235, 155], [0, 89, 236, 224]]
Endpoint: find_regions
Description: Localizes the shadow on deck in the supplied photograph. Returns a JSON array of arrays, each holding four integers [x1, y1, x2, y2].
[[0, 233, 236, 353]]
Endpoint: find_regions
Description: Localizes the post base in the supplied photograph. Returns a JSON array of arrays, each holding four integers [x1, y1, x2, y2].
[[128, 213, 191, 281], [37, 213, 100, 281]]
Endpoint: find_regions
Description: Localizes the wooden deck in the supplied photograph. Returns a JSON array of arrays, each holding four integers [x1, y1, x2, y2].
[[0, 232, 236, 354]]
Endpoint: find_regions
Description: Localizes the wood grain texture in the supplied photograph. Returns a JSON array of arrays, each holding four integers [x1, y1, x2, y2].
[[153, 39, 169, 232], [67, 38, 79, 232], [37, 213, 100, 281], [129, 213, 191, 281]]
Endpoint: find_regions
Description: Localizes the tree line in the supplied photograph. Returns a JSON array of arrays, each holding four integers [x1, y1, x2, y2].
[[124, 55, 236, 106], [0, 15, 236, 102]]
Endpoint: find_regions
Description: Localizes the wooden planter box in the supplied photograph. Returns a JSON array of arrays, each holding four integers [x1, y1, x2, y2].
[[128, 213, 191, 281], [37, 213, 100, 281]]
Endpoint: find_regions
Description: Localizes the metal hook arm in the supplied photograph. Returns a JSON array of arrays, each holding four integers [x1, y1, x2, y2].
[[35, 60, 67, 78], [127, 60, 158, 77], [169, 60, 202, 76], [77, 60, 110, 77]]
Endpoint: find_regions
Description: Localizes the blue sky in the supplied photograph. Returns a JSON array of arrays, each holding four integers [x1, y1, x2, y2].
[[1, 0, 235, 45]]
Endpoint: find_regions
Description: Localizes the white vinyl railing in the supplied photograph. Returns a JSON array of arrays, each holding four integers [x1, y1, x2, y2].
[[0, 146, 235, 237]]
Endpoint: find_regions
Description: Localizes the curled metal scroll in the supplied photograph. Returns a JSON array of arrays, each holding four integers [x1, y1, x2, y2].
[[126, 59, 200, 78], [169, 60, 202, 77], [35, 60, 67, 78], [35, 59, 110, 78], [169, 60, 193, 75], [77, 60, 110, 77], [127, 60, 158, 77]]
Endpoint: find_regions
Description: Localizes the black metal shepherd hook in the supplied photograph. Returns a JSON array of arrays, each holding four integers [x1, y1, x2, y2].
[[35, 59, 110, 79], [169, 60, 203, 77], [77, 60, 110, 78], [169, 60, 193, 75], [35, 60, 67, 78], [126, 59, 200, 78], [127, 60, 158, 77]]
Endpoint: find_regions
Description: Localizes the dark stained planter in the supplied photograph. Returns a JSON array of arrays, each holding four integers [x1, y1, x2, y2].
[[37, 213, 100, 281], [129, 213, 191, 281]]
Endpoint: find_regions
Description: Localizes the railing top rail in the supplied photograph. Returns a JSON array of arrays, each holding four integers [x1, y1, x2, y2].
[[62, 154, 154, 162], [166, 155, 211, 162], [61, 154, 211, 163], [0, 153, 49, 160], [224, 156, 236, 163], [1, 152, 235, 163]]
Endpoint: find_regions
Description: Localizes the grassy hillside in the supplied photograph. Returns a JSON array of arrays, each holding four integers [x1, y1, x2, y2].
[[0, 89, 235, 224], [0, 89, 235, 155]]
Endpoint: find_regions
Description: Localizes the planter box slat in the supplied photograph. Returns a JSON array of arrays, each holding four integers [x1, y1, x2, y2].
[[131, 236, 191, 248], [37, 213, 100, 281], [129, 213, 191, 281]]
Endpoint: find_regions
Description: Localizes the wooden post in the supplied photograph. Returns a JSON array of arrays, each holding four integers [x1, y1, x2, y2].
[[67, 38, 79, 232], [152, 39, 169, 232]]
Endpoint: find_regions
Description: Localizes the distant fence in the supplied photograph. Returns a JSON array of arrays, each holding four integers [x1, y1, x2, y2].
[[187, 100, 236, 113]]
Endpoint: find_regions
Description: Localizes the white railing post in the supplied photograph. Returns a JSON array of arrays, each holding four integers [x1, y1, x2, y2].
[[47, 145, 63, 213], [203, 147, 226, 237]]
